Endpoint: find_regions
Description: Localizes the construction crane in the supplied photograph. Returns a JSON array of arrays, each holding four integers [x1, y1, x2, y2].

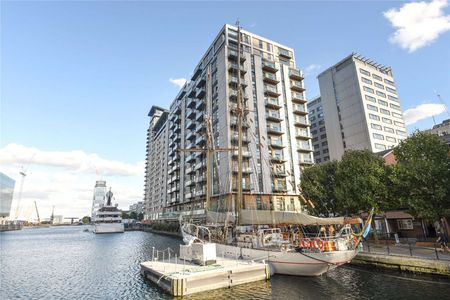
[[34, 201, 41, 223], [15, 169, 27, 220]]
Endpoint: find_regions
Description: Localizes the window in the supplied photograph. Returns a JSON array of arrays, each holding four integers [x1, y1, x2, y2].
[[319, 127, 326, 132], [373, 133, 384, 140], [390, 103, 401, 110], [388, 95, 398, 102], [397, 219, 413, 230], [316, 158, 321, 163], [369, 113, 380, 121], [375, 143, 386, 150], [310, 109, 315, 114], [365, 95, 376, 102], [382, 117, 392, 124], [311, 130, 317, 135], [386, 136, 396, 142], [374, 82, 384, 89], [319, 120, 325, 125], [394, 120, 404, 127], [384, 126, 394, 133], [321, 134, 327, 139], [371, 123, 382, 130], [322, 141, 328, 146], [318, 113, 324, 118], [380, 108, 390, 115], [396, 129, 407, 136], [372, 74, 383, 81], [361, 77, 372, 85], [310, 116, 316, 122], [314, 151, 320, 156], [376, 91, 386, 98], [323, 149, 329, 154], [392, 112, 403, 118], [386, 87, 397, 94], [364, 86, 374, 94], [378, 99, 388, 106], [312, 137, 318, 142], [360, 68, 370, 76], [317, 106, 323, 111], [367, 104, 378, 111], [384, 79, 395, 86]]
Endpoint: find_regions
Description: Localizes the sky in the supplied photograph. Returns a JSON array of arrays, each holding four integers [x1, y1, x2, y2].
[[1, 0, 449, 219]]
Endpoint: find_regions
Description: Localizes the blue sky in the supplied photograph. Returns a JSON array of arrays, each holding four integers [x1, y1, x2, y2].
[[1, 1, 449, 218]]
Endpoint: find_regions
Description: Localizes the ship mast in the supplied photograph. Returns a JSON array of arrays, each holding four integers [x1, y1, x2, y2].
[[236, 21, 244, 225]]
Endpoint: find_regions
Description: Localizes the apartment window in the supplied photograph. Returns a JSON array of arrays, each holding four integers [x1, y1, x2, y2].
[[321, 134, 327, 139], [386, 136, 396, 142], [312, 137, 318, 142], [388, 95, 398, 102], [372, 74, 383, 81], [367, 104, 378, 111], [376, 91, 386, 98], [323, 149, 329, 154], [311, 123, 317, 128], [373, 133, 384, 140], [361, 77, 372, 85], [310, 116, 316, 122], [384, 126, 394, 133], [382, 117, 392, 124], [386, 87, 397, 94], [311, 130, 317, 135], [390, 103, 401, 110], [319, 120, 325, 125], [374, 82, 384, 89], [365, 95, 376, 103], [364, 86, 374, 94], [371, 123, 382, 130], [396, 129, 407, 136], [369, 113, 380, 121], [316, 158, 321, 163], [322, 141, 328, 146], [360, 68, 370, 76], [380, 108, 390, 115], [392, 112, 403, 118], [314, 151, 320, 156], [378, 99, 388, 106], [317, 106, 323, 111], [375, 143, 386, 150], [318, 127, 325, 132], [384, 79, 395, 86], [394, 120, 405, 127], [318, 113, 324, 118], [397, 219, 413, 230]]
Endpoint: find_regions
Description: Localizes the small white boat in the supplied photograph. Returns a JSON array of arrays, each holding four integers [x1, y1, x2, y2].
[[93, 188, 124, 234]]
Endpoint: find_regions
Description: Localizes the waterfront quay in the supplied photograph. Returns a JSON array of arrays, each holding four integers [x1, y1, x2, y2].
[[2, 226, 449, 299]]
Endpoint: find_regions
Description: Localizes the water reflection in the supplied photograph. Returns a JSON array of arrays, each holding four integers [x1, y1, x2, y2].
[[1, 226, 449, 300]]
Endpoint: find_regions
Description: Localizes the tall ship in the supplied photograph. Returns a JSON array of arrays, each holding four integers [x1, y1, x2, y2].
[[179, 23, 370, 276], [91, 183, 124, 234]]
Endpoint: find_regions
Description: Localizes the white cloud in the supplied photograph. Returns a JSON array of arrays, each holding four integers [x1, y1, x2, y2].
[[403, 103, 446, 125], [169, 77, 187, 88], [304, 64, 322, 76], [384, 0, 450, 52], [0, 144, 144, 220], [0, 143, 143, 177]]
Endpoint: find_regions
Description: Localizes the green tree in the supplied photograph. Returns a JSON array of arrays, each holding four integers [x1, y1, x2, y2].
[[391, 131, 450, 221], [335, 150, 388, 214], [130, 211, 138, 220], [300, 161, 339, 216], [81, 216, 91, 224], [122, 212, 130, 219]]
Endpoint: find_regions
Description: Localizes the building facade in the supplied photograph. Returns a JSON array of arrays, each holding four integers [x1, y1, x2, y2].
[[424, 118, 450, 144], [308, 96, 330, 164], [144, 24, 313, 220], [317, 54, 407, 161], [0, 172, 15, 219]]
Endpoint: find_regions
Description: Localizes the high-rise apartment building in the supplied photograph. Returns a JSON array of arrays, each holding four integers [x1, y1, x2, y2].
[[144, 24, 313, 220], [317, 54, 407, 161], [308, 96, 330, 164], [91, 180, 106, 219], [0, 172, 15, 218]]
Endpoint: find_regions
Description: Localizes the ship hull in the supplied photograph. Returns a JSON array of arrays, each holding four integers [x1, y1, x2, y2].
[[216, 244, 357, 276], [94, 223, 124, 234]]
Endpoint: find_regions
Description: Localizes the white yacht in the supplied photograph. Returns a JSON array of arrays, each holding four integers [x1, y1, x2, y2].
[[93, 188, 124, 234]]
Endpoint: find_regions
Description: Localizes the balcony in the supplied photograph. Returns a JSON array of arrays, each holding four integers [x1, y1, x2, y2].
[[195, 135, 205, 145], [195, 124, 204, 133], [186, 131, 196, 141], [270, 156, 286, 163], [185, 165, 194, 174], [264, 85, 281, 97], [194, 162, 205, 171], [267, 125, 283, 135], [266, 112, 283, 122], [232, 166, 252, 173], [185, 192, 192, 199], [228, 49, 246, 61], [232, 184, 252, 191], [185, 153, 195, 163], [297, 143, 312, 152], [262, 60, 277, 73], [196, 110, 204, 122], [186, 141, 195, 149], [294, 117, 309, 127], [196, 87, 206, 99], [231, 133, 250, 143], [278, 48, 292, 59], [290, 80, 305, 92], [174, 125, 181, 133], [265, 97, 282, 109], [272, 183, 288, 192], [230, 117, 249, 128], [188, 88, 196, 98], [196, 76, 206, 88], [229, 76, 248, 87], [228, 63, 247, 74], [185, 178, 194, 187], [289, 68, 304, 80], [295, 130, 311, 139], [291, 92, 306, 103], [299, 158, 314, 165], [229, 89, 249, 101], [196, 175, 206, 183], [232, 150, 251, 157], [186, 119, 196, 130], [196, 99, 205, 110], [186, 98, 196, 109], [273, 168, 288, 177], [263, 72, 279, 84], [191, 67, 202, 81], [268, 139, 285, 149], [293, 104, 308, 115]]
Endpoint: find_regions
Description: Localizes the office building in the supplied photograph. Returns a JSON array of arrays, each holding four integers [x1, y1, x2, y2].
[[308, 96, 330, 163], [317, 53, 407, 160], [144, 24, 313, 220], [0, 172, 15, 218]]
